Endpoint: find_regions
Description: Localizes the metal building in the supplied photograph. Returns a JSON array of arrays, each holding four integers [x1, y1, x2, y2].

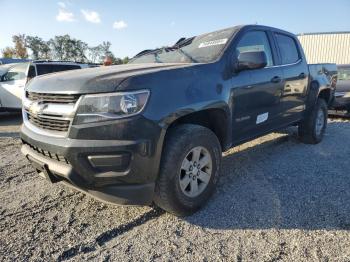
[[297, 32, 350, 65]]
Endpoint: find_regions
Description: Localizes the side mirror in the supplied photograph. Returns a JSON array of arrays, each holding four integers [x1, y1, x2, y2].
[[236, 51, 267, 72]]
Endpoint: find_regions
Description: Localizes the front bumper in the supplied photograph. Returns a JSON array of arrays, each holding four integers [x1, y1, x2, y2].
[[20, 121, 163, 205]]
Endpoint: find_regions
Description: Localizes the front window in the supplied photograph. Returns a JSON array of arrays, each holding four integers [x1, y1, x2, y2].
[[338, 67, 350, 80], [129, 27, 238, 64], [236, 31, 274, 67]]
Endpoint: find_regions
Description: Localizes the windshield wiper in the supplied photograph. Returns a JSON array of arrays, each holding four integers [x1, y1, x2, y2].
[[169, 47, 198, 63], [131, 37, 197, 63], [163, 37, 198, 63], [133, 48, 164, 63]]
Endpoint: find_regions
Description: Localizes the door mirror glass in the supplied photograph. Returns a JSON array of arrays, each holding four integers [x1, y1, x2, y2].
[[236, 51, 267, 72]]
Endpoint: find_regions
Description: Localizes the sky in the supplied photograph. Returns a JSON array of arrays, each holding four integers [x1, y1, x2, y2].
[[1, 0, 350, 58]]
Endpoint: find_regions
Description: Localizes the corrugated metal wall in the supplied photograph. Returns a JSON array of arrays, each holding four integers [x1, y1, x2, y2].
[[297, 33, 350, 65]]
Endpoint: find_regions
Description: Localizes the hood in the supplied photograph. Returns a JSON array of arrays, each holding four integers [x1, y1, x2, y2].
[[26, 63, 192, 94]]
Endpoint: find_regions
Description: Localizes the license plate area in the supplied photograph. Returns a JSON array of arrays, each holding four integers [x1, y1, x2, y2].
[[26, 155, 62, 183]]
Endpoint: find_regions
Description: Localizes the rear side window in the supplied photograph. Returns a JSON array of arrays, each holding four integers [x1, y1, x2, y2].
[[36, 64, 53, 75], [51, 65, 81, 72], [236, 31, 274, 67], [275, 34, 300, 65]]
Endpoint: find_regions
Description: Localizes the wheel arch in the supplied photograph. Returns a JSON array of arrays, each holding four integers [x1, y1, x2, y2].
[[163, 106, 232, 152]]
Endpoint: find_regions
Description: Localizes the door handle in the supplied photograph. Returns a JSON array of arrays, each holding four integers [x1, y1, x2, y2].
[[298, 73, 306, 79], [271, 76, 281, 83]]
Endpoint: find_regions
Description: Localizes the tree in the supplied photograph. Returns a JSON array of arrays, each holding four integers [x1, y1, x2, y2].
[[5, 33, 124, 64], [49, 35, 88, 62], [87, 45, 103, 63], [122, 56, 130, 64], [2, 47, 16, 58], [12, 34, 28, 58], [26, 36, 51, 60]]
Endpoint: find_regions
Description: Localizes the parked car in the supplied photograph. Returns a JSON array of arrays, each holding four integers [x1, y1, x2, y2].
[[0, 61, 91, 111], [332, 64, 350, 112], [21, 25, 336, 216]]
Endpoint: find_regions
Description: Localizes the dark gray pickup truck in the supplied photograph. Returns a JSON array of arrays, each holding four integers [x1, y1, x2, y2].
[[21, 25, 337, 216]]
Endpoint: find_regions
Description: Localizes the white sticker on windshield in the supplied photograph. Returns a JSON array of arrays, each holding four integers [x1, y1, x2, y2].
[[198, 38, 228, 48]]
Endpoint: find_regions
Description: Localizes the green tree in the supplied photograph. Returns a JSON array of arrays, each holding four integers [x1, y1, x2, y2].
[[48, 35, 66, 60], [2, 47, 16, 58], [88, 45, 103, 63], [49, 35, 88, 62], [12, 34, 28, 58], [26, 36, 51, 60], [122, 56, 130, 64]]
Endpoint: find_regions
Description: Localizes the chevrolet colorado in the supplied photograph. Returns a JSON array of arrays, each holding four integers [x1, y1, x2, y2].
[[21, 25, 337, 216]]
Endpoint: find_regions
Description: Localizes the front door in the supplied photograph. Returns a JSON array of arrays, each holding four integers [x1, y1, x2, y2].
[[231, 30, 284, 143]]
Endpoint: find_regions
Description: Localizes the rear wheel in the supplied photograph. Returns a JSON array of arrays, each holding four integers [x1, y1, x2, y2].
[[298, 98, 328, 144], [154, 124, 222, 216]]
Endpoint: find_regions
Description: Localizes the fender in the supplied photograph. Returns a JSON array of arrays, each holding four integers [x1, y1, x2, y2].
[[159, 100, 232, 148], [305, 75, 331, 113]]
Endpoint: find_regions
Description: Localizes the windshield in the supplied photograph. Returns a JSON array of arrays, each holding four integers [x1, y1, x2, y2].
[[129, 27, 238, 64], [338, 67, 350, 80]]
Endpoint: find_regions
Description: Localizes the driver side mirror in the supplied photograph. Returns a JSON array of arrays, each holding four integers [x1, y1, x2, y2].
[[236, 51, 267, 72]]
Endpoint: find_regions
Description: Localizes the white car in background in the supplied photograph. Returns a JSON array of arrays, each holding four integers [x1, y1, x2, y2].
[[0, 61, 93, 111]]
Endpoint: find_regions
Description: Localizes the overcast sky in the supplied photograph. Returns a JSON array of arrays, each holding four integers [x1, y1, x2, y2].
[[1, 0, 350, 58]]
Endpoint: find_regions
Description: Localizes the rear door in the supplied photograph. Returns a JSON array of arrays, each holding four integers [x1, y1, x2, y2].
[[0, 63, 29, 109], [274, 33, 309, 122], [231, 30, 284, 142]]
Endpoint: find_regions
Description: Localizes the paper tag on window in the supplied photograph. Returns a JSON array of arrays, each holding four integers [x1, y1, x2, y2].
[[198, 38, 228, 48]]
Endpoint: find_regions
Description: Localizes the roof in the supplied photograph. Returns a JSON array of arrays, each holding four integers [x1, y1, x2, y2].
[[0, 58, 30, 64]]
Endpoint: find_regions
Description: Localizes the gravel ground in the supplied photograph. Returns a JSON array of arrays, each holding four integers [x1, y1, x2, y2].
[[1, 113, 350, 261]]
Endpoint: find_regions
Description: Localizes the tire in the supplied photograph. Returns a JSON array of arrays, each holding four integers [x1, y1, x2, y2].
[[154, 124, 222, 216], [298, 98, 328, 144]]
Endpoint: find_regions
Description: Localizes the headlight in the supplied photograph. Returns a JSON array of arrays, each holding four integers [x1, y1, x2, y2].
[[74, 90, 150, 124]]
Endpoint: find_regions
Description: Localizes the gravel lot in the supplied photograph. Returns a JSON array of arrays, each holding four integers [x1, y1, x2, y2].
[[1, 113, 350, 261]]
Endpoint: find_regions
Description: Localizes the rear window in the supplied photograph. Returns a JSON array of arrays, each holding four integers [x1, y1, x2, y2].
[[338, 67, 350, 80], [275, 34, 300, 65], [36, 64, 81, 75]]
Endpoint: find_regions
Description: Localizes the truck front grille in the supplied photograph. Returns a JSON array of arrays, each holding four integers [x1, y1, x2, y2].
[[27, 112, 71, 132], [24, 92, 80, 135], [23, 141, 69, 164], [26, 91, 80, 104]]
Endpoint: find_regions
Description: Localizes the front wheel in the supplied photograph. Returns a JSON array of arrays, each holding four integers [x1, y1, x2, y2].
[[298, 98, 328, 144], [154, 124, 222, 216]]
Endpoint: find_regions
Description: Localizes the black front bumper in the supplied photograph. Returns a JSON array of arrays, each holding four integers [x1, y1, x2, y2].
[[20, 123, 162, 205]]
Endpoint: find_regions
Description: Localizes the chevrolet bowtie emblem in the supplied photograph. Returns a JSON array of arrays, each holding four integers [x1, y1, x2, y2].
[[29, 102, 47, 115]]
